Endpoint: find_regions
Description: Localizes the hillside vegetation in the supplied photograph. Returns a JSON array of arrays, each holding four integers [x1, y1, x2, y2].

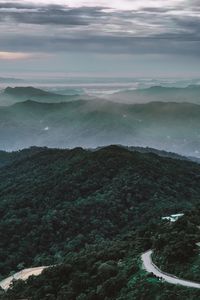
[[0, 146, 200, 299], [153, 207, 200, 282], [0, 146, 200, 275]]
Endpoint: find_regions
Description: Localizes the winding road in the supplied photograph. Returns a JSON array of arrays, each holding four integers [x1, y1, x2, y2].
[[1, 252, 200, 291], [142, 250, 200, 289], [0, 266, 49, 290]]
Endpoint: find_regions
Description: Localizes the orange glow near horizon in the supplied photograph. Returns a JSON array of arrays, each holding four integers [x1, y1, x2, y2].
[[0, 52, 34, 60]]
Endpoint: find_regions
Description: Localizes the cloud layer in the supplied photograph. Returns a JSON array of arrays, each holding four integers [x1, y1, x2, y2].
[[0, 0, 199, 75]]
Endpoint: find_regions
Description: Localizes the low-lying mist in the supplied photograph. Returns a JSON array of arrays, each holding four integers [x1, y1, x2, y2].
[[0, 85, 200, 159]]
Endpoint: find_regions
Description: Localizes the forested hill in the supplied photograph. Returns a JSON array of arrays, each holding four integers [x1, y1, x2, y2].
[[0, 145, 198, 169], [0, 145, 200, 279], [0, 146, 48, 167], [1, 146, 200, 299]]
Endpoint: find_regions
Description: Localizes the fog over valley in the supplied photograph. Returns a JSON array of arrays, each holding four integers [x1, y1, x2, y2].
[[0, 80, 200, 158]]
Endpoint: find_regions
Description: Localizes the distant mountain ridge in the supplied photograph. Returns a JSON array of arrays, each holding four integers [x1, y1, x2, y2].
[[2, 84, 200, 106], [0, 77, 24, 83], [2, 86, 68, 104], [109, 84, 200, 104], [4, 86, 59, 97], [0, 86, 81, 106], [0, 99, 200, 157], [146, 84, 200, 91]]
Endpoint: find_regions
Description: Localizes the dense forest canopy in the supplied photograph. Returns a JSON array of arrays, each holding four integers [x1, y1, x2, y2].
[[0, 146, 200, 299]]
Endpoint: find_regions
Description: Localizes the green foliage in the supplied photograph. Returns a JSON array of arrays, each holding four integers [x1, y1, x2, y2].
[[0, 146, 200, 277], [153, 208, 200, 282], [0, 238, 139, 300], [2, 237, 200, 300], [1, 146, 200, 299]]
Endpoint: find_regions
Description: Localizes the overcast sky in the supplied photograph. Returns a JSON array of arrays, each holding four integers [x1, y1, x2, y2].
[[0, 0, 200, 77]]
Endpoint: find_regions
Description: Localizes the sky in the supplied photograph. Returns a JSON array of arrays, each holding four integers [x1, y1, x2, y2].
[[0, 0, 200, 78]]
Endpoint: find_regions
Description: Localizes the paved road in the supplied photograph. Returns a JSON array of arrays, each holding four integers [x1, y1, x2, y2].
[[142, 250, 200, 289], [0, 266, 49, 290]]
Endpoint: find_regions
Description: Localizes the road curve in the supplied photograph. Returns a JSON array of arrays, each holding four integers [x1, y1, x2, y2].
[[0, 266, 49, 290], [142, 250, 200, 289]]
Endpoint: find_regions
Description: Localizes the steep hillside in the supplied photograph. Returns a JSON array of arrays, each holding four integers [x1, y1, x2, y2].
[[0, 146, 200, 279], [0, 147, 200, 299], [3, 228, 200, 300], [153, 207, 200, 282], [0, 147, 48, 168]]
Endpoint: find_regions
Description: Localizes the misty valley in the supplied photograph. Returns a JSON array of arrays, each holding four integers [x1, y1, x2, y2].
[[1, 85, 200, 159]]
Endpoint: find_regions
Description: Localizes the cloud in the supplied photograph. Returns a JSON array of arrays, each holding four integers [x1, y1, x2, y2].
[[0, 0, 199, 59], [0, 51, 48, 60], [0, 4, 97, 26]]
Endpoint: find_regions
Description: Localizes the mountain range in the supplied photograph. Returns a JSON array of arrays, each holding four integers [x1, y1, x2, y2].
[[2, 84, 200, 106], [0, 86, 80, 106], [0, 97, 200, 157], [109, 85, 200, 104]]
